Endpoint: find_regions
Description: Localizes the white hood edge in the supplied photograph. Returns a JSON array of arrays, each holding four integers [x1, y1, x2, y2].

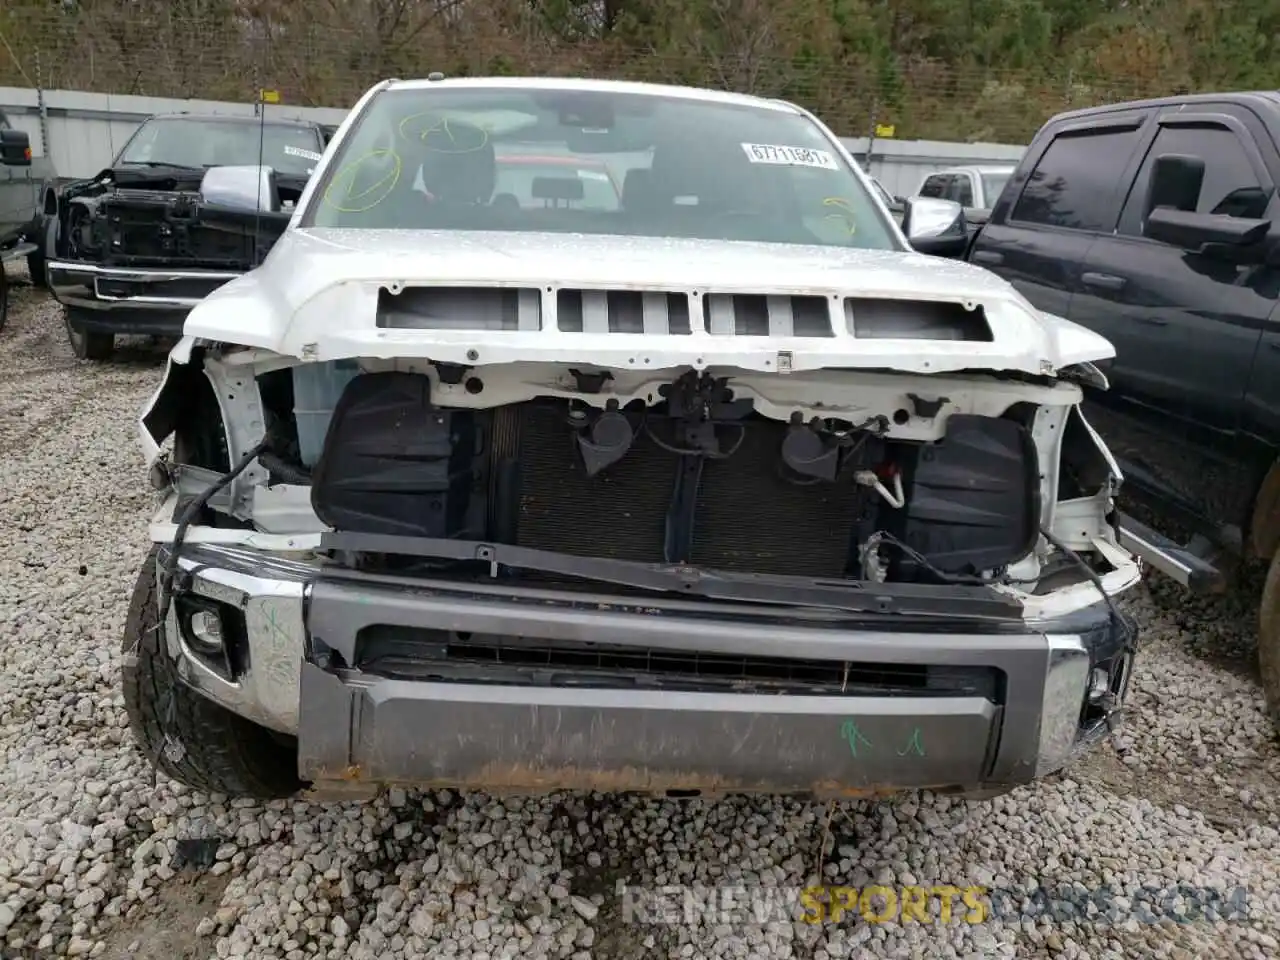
[[180, 229, 1117, 376]]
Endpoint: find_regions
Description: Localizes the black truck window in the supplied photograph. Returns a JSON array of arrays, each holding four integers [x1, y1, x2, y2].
[[919, 174, 949, 198], [948, 175, 974, 206], [1118, 123, 1272, 235], [1010, 126, 1143, 232]]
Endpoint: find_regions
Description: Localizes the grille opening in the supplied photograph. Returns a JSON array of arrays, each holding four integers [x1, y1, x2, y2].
[[845, 297, 993, 341], [557, 289, 692, 334], [376, 286, 542, 331], [352, 626, 1002, 698], [702, 294, 833, 337]]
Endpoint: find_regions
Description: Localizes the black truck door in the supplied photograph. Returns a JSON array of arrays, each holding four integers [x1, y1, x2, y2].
[[1071, 105, 1280, 533], [967, 112, 1148, 321], [1247, 302, 1280, 454], [1076, 109, 1277, 434]]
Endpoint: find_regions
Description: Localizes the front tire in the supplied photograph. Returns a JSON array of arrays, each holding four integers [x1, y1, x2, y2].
[[65, 308, 114, 361], [121, 547, 303, 799], [1258, 548, 1280, 735], [26, 220, 47, 288], [0, 264, 8, 333]]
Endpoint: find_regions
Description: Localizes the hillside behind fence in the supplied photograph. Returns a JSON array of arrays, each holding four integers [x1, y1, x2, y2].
[[2, 1, 1276, 143]]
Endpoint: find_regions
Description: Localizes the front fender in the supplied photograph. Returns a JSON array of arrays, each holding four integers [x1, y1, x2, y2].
[[137, 337, 200, 468]]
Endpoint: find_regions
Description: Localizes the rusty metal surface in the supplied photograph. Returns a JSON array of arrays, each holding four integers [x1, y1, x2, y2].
[[296, 661, 1005, 798], [302, 755, 963, 801]]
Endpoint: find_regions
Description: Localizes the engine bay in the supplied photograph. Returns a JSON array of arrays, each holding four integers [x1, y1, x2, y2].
[[138, 346, 1136, 610], [255, 367, 1042, 586]]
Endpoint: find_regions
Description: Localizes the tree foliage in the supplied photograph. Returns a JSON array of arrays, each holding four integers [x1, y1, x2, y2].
[[1, 0, 1276, 141]]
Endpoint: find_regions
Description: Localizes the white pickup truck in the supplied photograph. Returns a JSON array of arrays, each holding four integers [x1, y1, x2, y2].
[[123, 75, 1141, 802], [916, 164, 1017, 211]]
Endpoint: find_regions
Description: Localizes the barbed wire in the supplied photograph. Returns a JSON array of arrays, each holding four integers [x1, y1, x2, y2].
[[0, 7, 1182, 143]]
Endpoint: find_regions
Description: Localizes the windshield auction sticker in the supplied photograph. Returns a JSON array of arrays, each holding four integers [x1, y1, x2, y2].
[[284, 145, 323, 162], [741, 143, 838, 169]]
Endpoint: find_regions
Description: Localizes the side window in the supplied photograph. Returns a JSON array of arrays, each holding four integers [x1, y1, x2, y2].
[[1010, 126, 1143, 232], [948, 175, 974, 206], [1117, 123, 1272, 236], [919, 175, 949, 198], [0, 111, 10, 131]]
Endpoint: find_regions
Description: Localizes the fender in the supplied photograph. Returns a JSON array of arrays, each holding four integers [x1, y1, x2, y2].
[[138, 336, 200, 468], [1249, 457, 1280, 561]]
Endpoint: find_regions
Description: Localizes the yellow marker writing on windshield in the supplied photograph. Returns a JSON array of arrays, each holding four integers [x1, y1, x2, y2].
[[323, 149, 402, 212], [822, 197, 858, 236], [396, 113, 489, 153]]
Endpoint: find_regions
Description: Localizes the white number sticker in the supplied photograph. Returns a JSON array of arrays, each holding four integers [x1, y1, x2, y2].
[[284, 145, 323, 162], [741, 143, 839, 170]]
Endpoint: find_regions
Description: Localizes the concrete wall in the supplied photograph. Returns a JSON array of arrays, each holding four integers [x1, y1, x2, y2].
[[0, 86, 1026, 189]]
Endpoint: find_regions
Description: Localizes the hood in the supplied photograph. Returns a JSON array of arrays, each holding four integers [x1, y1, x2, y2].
[[181, 228, 1117, 377]]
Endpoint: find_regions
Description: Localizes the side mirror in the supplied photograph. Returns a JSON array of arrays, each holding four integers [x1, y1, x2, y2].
[[0, 128, 31, 166], [1144, 154, 1204, 218], [902, 196, 968, 257], [1143, 206, 1271, 256]]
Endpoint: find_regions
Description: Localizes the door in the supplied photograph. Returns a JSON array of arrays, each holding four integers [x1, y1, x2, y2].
[[1071, 107, 1280, 530], [967, 113, 1149, 321], [1245, 303, 1280, 452], [1075, 110, 1277, 434]]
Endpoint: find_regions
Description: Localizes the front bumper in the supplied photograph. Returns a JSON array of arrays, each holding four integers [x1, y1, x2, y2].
[[48, 259, 240, 326], [156, 543, 1136, 798]]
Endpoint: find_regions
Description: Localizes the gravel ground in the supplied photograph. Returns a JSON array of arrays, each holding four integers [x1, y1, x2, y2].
[[3, 265, 1280, 959]]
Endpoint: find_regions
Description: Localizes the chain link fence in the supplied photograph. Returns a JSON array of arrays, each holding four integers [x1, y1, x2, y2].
[[0, 5, 1184, 144]]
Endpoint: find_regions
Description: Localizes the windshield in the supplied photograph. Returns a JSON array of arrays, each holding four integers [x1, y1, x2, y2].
[[980, 172, 1011, 206], [116, 117, 324, 176], [304, 86, 898, 250], [482, 152, 622, 211]]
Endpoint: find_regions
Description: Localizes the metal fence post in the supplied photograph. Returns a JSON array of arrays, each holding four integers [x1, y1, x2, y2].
[[34, 49, 50, 160]]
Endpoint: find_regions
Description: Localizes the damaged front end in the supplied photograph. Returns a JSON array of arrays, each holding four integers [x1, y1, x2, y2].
[[47, 164, 306, 319], [135, 336, 1140, 800]]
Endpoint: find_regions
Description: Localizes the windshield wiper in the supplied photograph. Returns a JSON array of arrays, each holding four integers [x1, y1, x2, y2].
[[122, 161, 204, 170], [319, 532, 1022, 620]]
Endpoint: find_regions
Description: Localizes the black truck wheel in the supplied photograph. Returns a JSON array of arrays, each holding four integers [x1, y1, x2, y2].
[[1258, 549, 1280, 735], [64, 308, 114, 361], [26, 245, 46, 289], [121, 547, 303, 799]]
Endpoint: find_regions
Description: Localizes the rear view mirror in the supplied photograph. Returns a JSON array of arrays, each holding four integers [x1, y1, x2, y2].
[[0, 128, 31, 166], [902, 197, 968, 258]]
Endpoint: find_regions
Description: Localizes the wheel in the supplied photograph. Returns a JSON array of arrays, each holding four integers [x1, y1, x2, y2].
[[28, 212, 55, 289], [64, 308, 114, 361], [26, 245, 46, 289], [121, 546, 303, 799], [1258, 548, 1280, 735]]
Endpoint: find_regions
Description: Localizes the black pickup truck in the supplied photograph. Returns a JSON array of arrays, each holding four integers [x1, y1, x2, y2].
[[933, 91, 1280, 729], [45, 112, 330, 361]]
